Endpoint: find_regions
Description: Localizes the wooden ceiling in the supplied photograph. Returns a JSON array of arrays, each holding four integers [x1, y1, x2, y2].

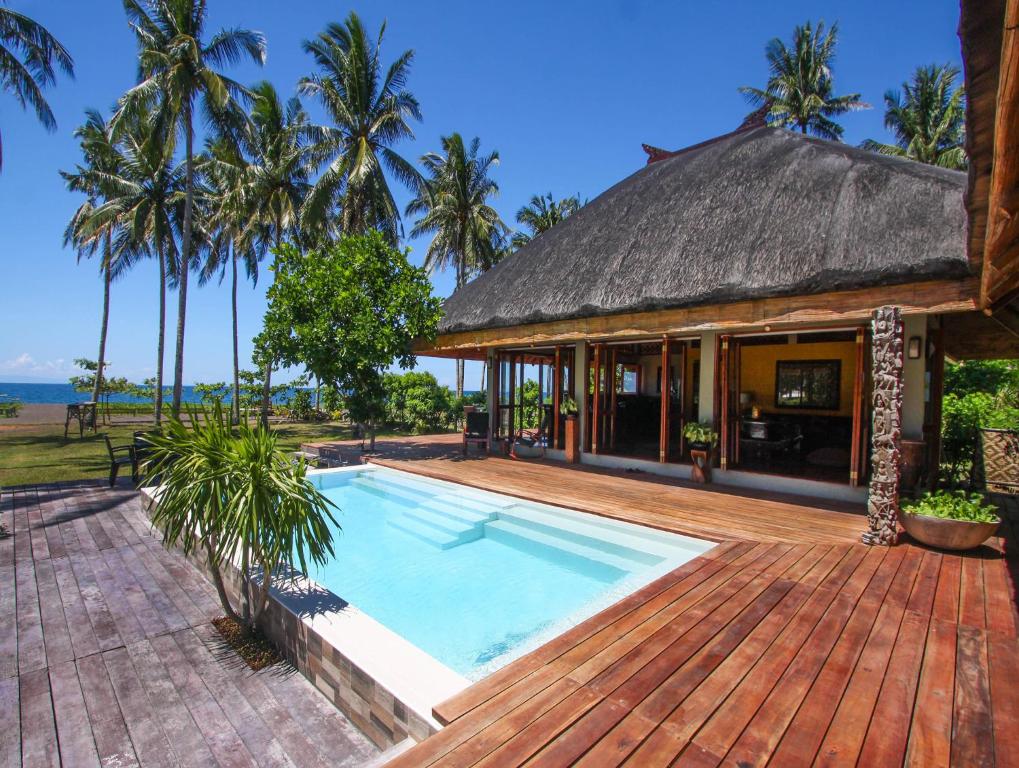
[[961, 0, 1019, 310]]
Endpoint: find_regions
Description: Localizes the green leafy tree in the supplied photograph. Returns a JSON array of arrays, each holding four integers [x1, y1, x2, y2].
[[193, 381, 229, 408], [299, 12, 421, 241], [143, 406, 337, 630], [258, 232, 442, 449], [383, 371, 456, 432], [118, 0, 266, 416], [511, 193, 582, 249], [861, 64, 967, 170], [739, 20, 867, 140], [0, 1, 74, 171], [407, 133, 507, 397]]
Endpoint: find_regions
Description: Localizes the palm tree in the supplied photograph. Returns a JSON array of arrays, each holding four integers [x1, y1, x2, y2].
[[739, 20, 867, 141], [118, 0, 266, 416], [511, 193, 582, 249], [0, 1, 74, 171], [82, 110, 185, 424], [299, 12, 421, 242], [203, 81, 313, 427], [61, 110, 126, 406], [407, 133, 507, 397], [861, 64, 967, 170]]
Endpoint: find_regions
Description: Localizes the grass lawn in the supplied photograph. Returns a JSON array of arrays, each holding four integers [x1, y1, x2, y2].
[[0, 419, 406, 488]]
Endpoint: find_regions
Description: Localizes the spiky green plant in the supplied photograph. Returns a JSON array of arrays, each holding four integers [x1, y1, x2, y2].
[[861, 64, 967, 170], [143, 406, 337, 629]]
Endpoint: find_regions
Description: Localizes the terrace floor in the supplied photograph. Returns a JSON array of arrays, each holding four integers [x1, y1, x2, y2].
[[304, 434, 1019, 767], [0, 480, 380, 768]]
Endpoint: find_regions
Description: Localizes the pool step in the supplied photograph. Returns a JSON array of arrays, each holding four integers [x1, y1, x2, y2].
[[387, 516, 461, 549], [419, 497, 500, 526], [483, 520, 630, 581]]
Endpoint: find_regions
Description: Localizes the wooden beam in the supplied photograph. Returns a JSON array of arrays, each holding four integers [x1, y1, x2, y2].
[[608, 347, 617, 450], [719, 335, 730, 470], [418, 279, 979, 355], [849, 327, 866, 487], [981, 0, 1019, 308], [591, 344, 602, 455], [659, 338, 670, 462], [553, 346, 562, 449]]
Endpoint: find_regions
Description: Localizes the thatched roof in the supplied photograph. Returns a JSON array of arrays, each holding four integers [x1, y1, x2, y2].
[[438, 126, 969, 335]]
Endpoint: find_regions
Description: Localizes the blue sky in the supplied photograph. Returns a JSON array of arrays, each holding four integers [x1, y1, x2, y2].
[[0, 0, 963, 388]]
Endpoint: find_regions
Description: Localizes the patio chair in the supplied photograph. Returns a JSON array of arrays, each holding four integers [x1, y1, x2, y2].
[[463, 410, 490, 455], [103, 434, 139, 487]]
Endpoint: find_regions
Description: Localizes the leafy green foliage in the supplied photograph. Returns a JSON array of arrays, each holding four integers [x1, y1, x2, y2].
[[0, 3, 74, 171], [285, 389, 316, 421], [903, 490, 1000, 524], [941, 360, 1019, 484], [739, 20, 867, 140], [193, 382, 229, 407], [299, 12, 421, 241], [560, 396, 579, 416], [142, 405, 337, 628], [860, 64, 966, 170], [683, 421, 719, 447], [512, 193, 582, 249], [259, 232, 442, 445], [383, 371, 455, 431]]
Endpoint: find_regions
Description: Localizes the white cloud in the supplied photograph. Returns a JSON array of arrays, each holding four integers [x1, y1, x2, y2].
[[0, 353, 73, 377]]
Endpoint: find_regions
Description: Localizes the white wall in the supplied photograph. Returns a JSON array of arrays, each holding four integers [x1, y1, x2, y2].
[[698, 331, 717, 424], [901, 314, 927, 440]]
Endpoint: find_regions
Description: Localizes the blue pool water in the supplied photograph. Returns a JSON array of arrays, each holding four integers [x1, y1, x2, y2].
[[308, 467, 711, 679]]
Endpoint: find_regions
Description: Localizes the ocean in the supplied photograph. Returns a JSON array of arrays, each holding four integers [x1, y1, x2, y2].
[[0, 382, 266, 405]]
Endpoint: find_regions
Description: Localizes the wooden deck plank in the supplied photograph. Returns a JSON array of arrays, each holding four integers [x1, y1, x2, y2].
[[50, 556, 101, 660], [68, 552, 124, 652], [19, 667, 59, 768], [76, 653, 140, 768], [33, 558, 74, 667], [987, 634, 1019, 766], [103, 646, 181, 768], [905, 617, 957, 767], [49, 659, 101, 767], [952, 625, 995, 767], [15, 558, 47, 674], [147, 632, 258, 768], [0, 565, 17, 680], [0, 676, 20, 768]]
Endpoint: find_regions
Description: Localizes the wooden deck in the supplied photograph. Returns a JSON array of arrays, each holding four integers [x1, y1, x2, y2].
[[306, 433, 868, 545], [303, 435, 1019, 767], [0, 480, 379, 768]]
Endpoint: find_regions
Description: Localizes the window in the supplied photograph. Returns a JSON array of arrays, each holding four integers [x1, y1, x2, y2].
[[775, 360, 841, 410], [617, 364, 640, 394]]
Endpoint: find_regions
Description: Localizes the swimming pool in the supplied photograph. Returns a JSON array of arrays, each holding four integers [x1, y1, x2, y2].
[[307, 465, 711, 680]]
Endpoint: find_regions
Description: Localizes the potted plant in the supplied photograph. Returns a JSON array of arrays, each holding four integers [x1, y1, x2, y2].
[[900, 490, 1000, 551], [683, 421, 718, 451], [561, 396, 580, 463]]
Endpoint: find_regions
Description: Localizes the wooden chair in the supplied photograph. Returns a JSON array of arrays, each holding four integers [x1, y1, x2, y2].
[[103, 434, 139, 487], [463, 410, 490, 455]]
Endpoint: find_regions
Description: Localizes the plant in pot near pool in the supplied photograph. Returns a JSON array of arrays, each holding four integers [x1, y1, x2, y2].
[[900, 490, 1001, 551], [683, 421, 718, 452]]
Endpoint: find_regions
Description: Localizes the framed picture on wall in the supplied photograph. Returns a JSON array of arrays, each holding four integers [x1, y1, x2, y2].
[[775, 359, 841, 410]]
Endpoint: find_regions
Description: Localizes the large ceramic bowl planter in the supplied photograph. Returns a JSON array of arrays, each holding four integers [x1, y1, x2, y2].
[[900, 512, 1000, 551]]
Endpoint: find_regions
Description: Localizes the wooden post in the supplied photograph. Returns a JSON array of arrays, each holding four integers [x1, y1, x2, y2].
[[608, 347, 617, 451], [591, 344, 602, 455], [719, 335, 730, 470], [677, 341, 687, 458], [850, 327, 866, 486], [926, 326, 945, 485], [659, 338, 670, 462], [553, 346, 562, 449], [863, 306, 904, 546], [508, 354, 516, 440]]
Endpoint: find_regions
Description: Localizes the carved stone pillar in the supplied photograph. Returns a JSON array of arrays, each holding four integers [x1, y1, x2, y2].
[[863, 305, 904, 546]]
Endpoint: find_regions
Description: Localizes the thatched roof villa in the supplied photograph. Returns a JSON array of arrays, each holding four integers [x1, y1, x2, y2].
[[416, 0, 1018, 544]]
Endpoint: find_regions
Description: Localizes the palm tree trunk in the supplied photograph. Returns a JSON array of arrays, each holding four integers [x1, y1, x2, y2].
[[173, 110, 194, 417], [92, 233, 112, 414], [260, 229, 282, 429], [231, 244, 241, 426], [155, 240, 166, 424]]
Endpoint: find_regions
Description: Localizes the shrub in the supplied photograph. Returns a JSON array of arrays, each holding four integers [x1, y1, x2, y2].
[[287, 389, 315, 421], [903, 490, 1000, 524], [683, 421, 719, 447], [941, 392, 1019, 484], [143, 406, 338, 630]]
